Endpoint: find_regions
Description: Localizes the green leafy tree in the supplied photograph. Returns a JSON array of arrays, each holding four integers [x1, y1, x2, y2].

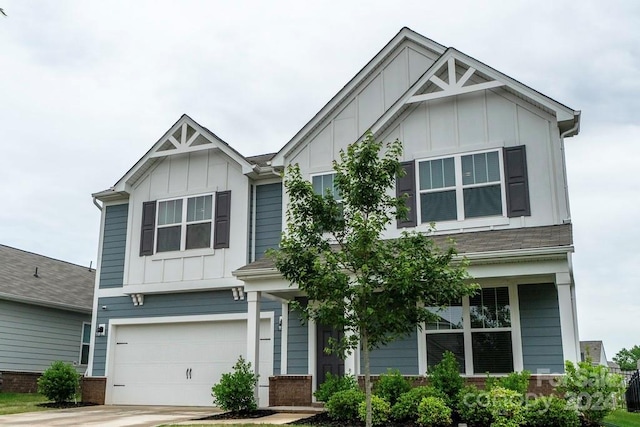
[[272, 132, 478, 427], [613, 345, 640, 371]]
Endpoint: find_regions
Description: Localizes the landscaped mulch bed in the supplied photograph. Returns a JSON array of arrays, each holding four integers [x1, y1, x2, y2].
[[196, 409, 277, 420], [288, 412, 422, 426], [37, 402, 97, 409]]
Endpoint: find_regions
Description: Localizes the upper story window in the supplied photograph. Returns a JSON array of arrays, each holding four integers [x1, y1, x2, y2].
[[157, 195, 213, 252], [397, 146, 530, 229], [417, 150, 504, 224], [312, 173, 341, 200], [140, 191, 231, 256]]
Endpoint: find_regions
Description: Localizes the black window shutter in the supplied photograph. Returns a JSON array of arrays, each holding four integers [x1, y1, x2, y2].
[[214, 191, 231, 249], [140, 201, 156, 256], [396, 161, 417, 228], [504, 146, 531, 217]]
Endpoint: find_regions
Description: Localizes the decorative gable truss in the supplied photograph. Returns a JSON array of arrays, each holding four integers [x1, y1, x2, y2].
[[152, 121, 217, 158], [407, 56, 504, 104]]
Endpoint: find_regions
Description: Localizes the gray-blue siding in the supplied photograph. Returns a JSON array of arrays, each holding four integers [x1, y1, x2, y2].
[[362, 331, 419, 375], [287, 307, 308, 374], [92, 291, 281, 376], [254, 183, 282, 260], [518, 284, 564, 374], [0, 299, 90, 373], [99, 204, 128, 289]]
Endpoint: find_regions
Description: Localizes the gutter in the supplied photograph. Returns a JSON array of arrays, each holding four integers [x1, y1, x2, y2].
[[559, 111, 581, 221], [93, 197, 102, 211]]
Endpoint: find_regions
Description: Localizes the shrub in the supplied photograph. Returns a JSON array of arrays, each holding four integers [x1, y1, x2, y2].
[[428, 350, 464, 407], [37, 361, 80, 403], [524, 395, 580, 427], [357, 394, 391, 426], [487, 386, 525, 427], [391, 385, 446, 422], [457, 385, 492, 427], [556, 359, 625, 425], [326, 388, 365, 421], [486, 370, 531, 395], [211, 356, 258, 413], [373, 369, 412, 406], [417, 396, 452, 427], [313, 372, 358, 402]]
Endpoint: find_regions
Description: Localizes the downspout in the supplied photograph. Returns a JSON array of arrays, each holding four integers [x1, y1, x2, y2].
[[93, 197, 103, 211], [559, 112, 580, 222]]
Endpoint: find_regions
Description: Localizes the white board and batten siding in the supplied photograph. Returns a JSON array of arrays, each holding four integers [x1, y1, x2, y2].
[[290, 85, 569, 238], [125, 150, 250, 290], [106, 315, 273, 407]]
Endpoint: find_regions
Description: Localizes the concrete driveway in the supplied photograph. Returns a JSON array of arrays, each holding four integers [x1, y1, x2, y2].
[[0, 405, 219, 427]]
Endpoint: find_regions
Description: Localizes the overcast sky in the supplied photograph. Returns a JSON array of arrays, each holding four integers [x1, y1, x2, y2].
[[1, 1, 638, 359]]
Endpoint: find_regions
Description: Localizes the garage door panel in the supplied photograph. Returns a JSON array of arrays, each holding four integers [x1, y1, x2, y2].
[[110, 318, 273, 407]]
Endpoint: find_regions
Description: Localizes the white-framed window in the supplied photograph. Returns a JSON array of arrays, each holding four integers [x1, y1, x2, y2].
[[418, 150, 504, 224], [425, 286, 514, 374], [80, 322, 91, 365], [156, 194, 213, 252], [311, 173, 341, 200]]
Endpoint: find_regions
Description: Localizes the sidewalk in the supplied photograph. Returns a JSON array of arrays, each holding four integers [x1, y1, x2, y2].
[[173, 407, 323, 426]]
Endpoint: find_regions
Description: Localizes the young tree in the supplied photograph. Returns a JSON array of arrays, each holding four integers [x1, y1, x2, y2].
[[613, 345, 640, 371], [272, 132, 478, 427]]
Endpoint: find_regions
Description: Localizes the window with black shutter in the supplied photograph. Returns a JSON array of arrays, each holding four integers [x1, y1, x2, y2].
[[503, 145, 531, 217], [140, 201, 156, 256]]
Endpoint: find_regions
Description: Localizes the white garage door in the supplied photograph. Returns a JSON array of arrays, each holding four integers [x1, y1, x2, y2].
[[108, 318, 273, 407]]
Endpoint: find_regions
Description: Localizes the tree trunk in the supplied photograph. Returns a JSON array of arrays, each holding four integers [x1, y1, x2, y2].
[[362, 328, 372, 427]]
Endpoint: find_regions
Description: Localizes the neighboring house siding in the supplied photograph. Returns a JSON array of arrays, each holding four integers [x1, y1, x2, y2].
[[99, 204, 128, 289], [254, 183, 282, 260], [0, 300, 89, 373], [362, 331, 419, 375], [287, 307, 308, 374], [518, 284, 564, 374], [92, 291, 280, 376]]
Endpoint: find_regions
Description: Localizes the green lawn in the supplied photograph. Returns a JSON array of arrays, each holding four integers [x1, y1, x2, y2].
[[0, 392, 50, 415], [603, 409, 640, 427]]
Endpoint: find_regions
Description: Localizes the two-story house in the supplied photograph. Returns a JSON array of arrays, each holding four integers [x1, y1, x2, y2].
[[87, 27, 580, 407]]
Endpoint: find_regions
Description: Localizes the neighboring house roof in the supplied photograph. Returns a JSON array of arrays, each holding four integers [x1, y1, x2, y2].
[[235, 224, 573, 274], [580, 340, 607, 365], [0, 244, 95, 313]]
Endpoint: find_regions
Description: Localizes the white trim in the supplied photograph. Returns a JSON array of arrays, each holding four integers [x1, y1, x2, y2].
[[556, 274, 579, 364], [509, 285, 524, 371], [87, 205, 107, 376], [96, 288, 128, 298], [417, 323, 427, 374], [122, 278, 245, 294], [280, 302, 289, 374], [308, 318, 317, 401], [154, 193, 215, 253]]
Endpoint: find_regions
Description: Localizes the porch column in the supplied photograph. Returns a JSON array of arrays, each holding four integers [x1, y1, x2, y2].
[[556, 273, 579, 364], [246, 291, 261, 403], [344, 330, 359, 376]]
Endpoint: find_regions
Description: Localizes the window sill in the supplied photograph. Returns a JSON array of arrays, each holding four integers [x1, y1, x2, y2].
[[145, 247, 217, 261], [416, 216, 510, 233]]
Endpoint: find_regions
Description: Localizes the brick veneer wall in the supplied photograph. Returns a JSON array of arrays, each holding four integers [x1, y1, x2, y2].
[[81, 377, 106, 405], [269, 375, 312, 406], [270, 374, 561, 406], [0, 371, 41, 393]]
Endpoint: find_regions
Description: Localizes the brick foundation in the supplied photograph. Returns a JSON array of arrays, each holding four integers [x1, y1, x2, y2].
[[270, 373, 561, 406], [81, 377, 106, 405], [269, 375, 312, 406], [0, 371, 41, 393]]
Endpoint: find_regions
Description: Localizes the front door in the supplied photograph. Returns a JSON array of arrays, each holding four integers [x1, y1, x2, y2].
[[316, 323, 345, 386]]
